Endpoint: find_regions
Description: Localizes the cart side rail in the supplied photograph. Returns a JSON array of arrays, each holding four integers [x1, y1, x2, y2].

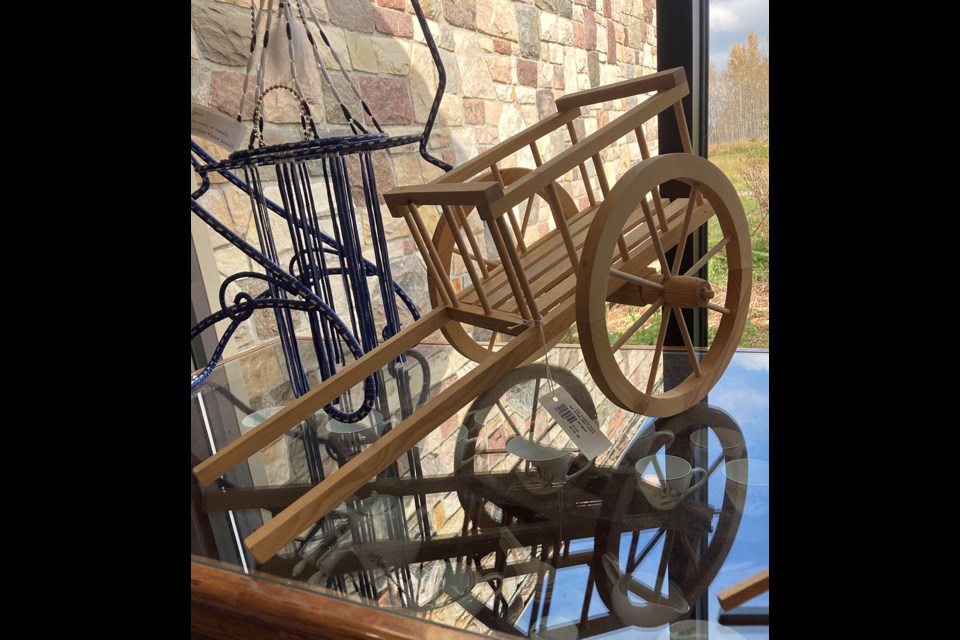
[[554, 67, 687, 112]]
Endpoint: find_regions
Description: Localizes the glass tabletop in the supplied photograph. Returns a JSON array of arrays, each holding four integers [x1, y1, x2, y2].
[[191, 337, 769, 639]]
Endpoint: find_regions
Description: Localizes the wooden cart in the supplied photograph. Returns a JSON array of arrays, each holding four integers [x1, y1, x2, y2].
[[193, 67, 751, 563]]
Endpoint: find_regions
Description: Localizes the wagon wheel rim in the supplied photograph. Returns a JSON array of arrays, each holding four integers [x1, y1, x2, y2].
[[431, 167, 578, 364], [577, 153, 751, 418], [592, 403, 748, 627], [453, 362, 597, 529]]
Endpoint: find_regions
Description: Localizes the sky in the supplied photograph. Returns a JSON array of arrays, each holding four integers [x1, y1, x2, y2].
[[709, 0, 770, 70]]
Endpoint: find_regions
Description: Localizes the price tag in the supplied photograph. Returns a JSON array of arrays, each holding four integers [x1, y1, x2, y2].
[[539, 386, 612, 459], [191, 103, 248, 151]]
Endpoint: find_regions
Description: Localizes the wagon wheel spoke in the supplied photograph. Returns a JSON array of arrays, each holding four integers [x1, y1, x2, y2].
[[613, 298, 663, 351]]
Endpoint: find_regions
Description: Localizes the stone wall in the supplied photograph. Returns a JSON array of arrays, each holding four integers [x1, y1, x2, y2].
[[191, 0, 657, 353]]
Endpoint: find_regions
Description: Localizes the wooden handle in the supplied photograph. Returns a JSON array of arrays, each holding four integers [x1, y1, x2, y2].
[[554, 67, 686, 111], [383, 182, 503, 215], [717, 568, 769, 610]]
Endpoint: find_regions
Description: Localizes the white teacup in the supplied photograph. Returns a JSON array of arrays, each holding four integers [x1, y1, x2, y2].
[[454, 425, 477, 470], [635, 455, 707, 510], [629, 422, 675, 462], [507, 437, 592, 486], [724, 459, 769, 518]]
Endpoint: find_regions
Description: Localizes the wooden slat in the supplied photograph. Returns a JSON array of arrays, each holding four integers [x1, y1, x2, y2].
[[405, 206, 457, 307], [446, 303, 526, 335], [192, 307, 451, 486], [383, 181, 504, 210], [717, 569, 769, 611], [192, 560, 494, 640], [554, 67, 686, 111], [440, 205, 491, 312]]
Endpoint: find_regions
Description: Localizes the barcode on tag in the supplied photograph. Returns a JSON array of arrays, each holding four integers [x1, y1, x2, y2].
[[191, 103, 249, 151], [539, 386, 612, 460]]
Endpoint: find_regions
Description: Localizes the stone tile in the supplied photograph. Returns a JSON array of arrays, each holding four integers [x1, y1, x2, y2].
[[548, 43, 564, 64], [560, 0, 573, 19], [410, 43, 439, 123], [584, 11, 596, 50], [209, 71, 256, 120], [515, 85, 536, 104], [450, 127, 478, 165], [437, 96, 465, 126], [587, 51, 600, 87], [419, 0, 442, 20], [537, 62, 554, 88], [192, 1, 250, 66], [345, 32, 378, 73], [427, 126, 450, 148], [476, 0, 519, 41], [495, 83, 516, 102], [517, 59, 538, 87], [484, 99, 502, 126], [322, 75, 363, 125], [391, 153, 424, 187], [540, 12, 558, 43], [191, 63, 211, 104], [476, 126, 500, 145], [440, 49, 460, 94], [498, 102, 527, 139], [537, 89, 558, 120], [535, 0, 559, 11], [373, 37, 412, 75], [607, 19, 617, 63], [442, 0, 476, 29], [463, 98, 485, 124], [516, 4, 540, 59], [486, 56, 512, 84], [456, 36, 497, 99], [377, 0, 406, 8], [327, 0, 374, 32], [305, 0, 328, 22], [374, 7, 414, 38]]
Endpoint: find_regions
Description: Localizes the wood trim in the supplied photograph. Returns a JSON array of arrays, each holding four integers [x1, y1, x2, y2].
[[554, 67, 686, 111], [192, 560, 498, 640]]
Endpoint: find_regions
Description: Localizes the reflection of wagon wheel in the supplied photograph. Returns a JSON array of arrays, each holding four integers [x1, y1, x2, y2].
[[432, 167, 578, 363], [592, 403, 747, 628], [577, 153, 751, 417], [454, 362, 596, 528]]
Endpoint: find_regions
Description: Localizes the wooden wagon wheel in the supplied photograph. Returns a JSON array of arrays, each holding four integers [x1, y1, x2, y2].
[[592, 403, 748, 628], [431, 167, 578, 363], [577, 153, 751, 417], [453, 362, 596, 529]]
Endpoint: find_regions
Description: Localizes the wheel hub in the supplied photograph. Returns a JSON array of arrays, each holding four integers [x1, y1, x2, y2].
[[663, 275, 714, 308]]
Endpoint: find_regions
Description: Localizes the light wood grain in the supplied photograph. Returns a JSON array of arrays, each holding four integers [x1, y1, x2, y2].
[[575, 153, 751, 417], [554, 67, 686, 111], [192, 559, 495, 640], [717, 568, 769, 611]]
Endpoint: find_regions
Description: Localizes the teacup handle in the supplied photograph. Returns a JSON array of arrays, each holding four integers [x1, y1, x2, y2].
[[564, 455, 594, 482], [653, 431, 675, 449], [682, 467, 708, 498]]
